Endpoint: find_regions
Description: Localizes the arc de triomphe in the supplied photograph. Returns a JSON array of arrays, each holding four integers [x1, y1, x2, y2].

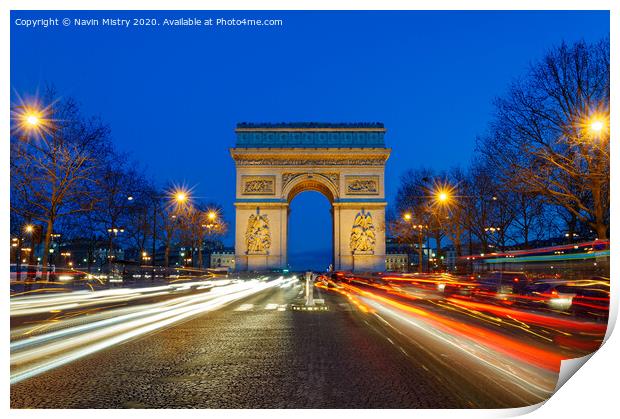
[[231, 123, 391, 272]]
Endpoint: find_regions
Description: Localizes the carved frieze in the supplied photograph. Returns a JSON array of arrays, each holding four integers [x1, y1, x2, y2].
[[236, 158, 386, 166], [345, 176, 379, 195], [322, 173, 340, 190], [281, 172, 340, 192], [241, 176, 275, 195], [281, 173, 303, 190], [245, 212, 271, 254], [350, 210, 376, 254]]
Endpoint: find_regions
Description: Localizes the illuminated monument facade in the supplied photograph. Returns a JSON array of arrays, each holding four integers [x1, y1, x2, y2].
[[230, 123, 391, 272]]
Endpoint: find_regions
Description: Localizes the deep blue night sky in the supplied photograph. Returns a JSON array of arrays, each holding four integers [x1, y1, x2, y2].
[[10, 10, 609, 270]]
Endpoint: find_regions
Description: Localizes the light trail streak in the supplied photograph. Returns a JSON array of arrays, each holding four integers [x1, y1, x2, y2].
[[319, 278, 593, 401], [444, 297, 607, 333], [343, 282, 565, 371], [11, 277, 293, 384], [364, 301, 555, 402], [10, 280, 232, 317]]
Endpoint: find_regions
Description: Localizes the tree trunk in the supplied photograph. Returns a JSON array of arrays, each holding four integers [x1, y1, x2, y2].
[[434, 231, 442, 270], [567, 213, 577, 243], [454, 239, 462, 258], [418, 230, 423, 273], [591, 177, 607, 240], [41, 218, 54, 280], [164, 240, 170, 268]]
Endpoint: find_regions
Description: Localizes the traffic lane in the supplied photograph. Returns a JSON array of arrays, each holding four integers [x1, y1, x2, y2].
[[287, 287, 502, 408], [10, 283, 216, 331], [10, 281, 303, 408], [10, 278, 294, 385], [353, 281, 606, 357], [318, 284, 554, 407], [359, 296, 554, 407], [10, 278, 273, 330]]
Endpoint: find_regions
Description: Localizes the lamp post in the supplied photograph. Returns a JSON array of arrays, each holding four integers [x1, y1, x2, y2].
[[484, 226, 501, 250], [60, 251, 72, 268], [11, 237, 21, 280], [403, 213, 427, 273], [128, 189, 190, 280], [13, 103, 59, 280], [23, 224, 40, 279], [154, 189, 189, 279], [106, 227, 124, 278], [200, 210, 220, 269], [432, 186, 454, 270], [585, 113, 609, 240]]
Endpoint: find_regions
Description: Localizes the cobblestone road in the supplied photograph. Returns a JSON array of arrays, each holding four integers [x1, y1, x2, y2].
[[11, 281, 531, 408]]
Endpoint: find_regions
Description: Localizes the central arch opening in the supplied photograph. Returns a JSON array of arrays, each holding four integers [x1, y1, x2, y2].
[[287, 190, 333, 272]]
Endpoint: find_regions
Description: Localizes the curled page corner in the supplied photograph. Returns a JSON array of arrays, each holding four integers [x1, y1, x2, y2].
[[554, 353, 595, 392], [603, 300, 617, 343], [501, 401, 546, 417]]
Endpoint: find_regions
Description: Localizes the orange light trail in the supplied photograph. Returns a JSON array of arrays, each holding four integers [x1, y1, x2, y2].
[[445, 297, 607, 334], [337, 283, 565, 372]]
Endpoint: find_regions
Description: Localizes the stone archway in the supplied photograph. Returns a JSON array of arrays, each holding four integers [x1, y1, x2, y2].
[[231, 123, 391, 272]]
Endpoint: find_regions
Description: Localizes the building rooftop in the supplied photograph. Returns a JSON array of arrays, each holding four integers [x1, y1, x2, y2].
[[236, 122, 385, 129], [234, 122, 387, 148]]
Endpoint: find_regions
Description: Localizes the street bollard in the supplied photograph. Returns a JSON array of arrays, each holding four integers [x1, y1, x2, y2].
[[305, 271, 315, 306]]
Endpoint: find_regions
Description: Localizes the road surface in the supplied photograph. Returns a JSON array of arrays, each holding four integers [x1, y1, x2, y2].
[[11, 276, 597, 408]]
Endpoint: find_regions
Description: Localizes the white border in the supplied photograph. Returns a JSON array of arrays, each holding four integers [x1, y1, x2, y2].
[[2, 2, 617, 419]]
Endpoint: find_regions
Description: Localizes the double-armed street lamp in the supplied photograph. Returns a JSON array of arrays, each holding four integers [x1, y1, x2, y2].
[[60, 251, 72, 268], [403, 212, 428, 273], [105, 227, 125, 275], [129, 187, 192, 279], [199, 210, 221, 269], [581, 111, 609, 241], [126, 187, 194, 277], [201, 210, 220, 232], [23, 223, 41, 278]]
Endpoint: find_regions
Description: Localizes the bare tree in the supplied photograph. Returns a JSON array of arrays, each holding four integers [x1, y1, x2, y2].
[[11, 88, 112, 277], [395, 168, 447, 270], [88, 155, 149, 268], [479, 39, 609, 239], [177, 203, 227, 269]]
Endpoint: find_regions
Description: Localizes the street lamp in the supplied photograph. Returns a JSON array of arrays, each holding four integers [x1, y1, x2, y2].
[[21, 109, 42, 128], [590, 120, 604, 134], [172, 189, 190, 206], [23, 224, 40, 278], [60, 251, 72, 268], [403, 213, 427, 274], [139, 187, 193, 280], [25, 114, 40, 127], [435, 189, 452, 205], [199, 210, 221, 269], [586, 113, 608, 136], [12, 102, 50, 136], [106, 227, 125, 277]]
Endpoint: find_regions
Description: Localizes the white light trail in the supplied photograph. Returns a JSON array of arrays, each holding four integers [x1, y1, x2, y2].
[[11, 277, 291, 384]]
